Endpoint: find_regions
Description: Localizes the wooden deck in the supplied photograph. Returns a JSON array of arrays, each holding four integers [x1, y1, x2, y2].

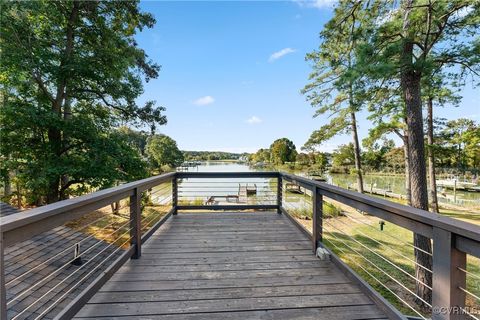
[[74, 212, 389, 320]]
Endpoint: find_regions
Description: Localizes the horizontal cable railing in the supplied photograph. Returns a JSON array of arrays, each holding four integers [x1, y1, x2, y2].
[[175, 172, 280, 212], [279, 172, 480, 320], [1, 171, 479, 320], [0, 172, 175, 320]]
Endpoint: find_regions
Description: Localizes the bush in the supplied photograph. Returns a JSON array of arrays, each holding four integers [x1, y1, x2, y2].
[[323, 201, 342, 218]]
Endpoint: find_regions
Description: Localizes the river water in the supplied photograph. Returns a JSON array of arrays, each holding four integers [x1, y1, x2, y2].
[[182, 161, 480, 208]]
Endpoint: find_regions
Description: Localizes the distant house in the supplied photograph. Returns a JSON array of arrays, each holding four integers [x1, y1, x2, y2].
[[1, 202, 124, 319]]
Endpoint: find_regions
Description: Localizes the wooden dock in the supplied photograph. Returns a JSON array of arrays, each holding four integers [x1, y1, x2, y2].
[[349, 183, 406, 200], [74, 212, 389, 319]]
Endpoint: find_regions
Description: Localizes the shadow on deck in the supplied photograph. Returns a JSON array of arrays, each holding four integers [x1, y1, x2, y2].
[[74, 212, 388, 320]]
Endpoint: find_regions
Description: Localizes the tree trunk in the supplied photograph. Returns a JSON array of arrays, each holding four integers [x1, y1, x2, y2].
[[46, 176, 60, 204], [351, 112, 364, 193], [46, 2, 80, 204], [60, 92, 72, 200], [15, 178, 21, 209], [4, 170, 12, 199], [401, 41, 433, 308], [427, 97, 439, 213]]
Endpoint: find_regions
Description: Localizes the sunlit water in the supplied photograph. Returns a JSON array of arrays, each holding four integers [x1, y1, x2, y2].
[[181, 161, 480, 207]]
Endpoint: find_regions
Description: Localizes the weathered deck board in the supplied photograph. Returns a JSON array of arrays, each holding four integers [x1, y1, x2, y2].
[[74, 212, 389, 319]]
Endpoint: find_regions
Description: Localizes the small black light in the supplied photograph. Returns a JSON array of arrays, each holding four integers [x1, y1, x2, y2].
[[379, 221, 385, 231], [71, 243, 83, 266]]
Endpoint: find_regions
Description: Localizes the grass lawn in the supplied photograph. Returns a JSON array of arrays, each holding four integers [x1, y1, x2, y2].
[[283, 190, 480, 318], [66, 183, 172, 249]]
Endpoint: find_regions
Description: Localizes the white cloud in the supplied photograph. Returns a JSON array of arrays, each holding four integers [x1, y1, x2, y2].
[[455, 6, 473, 19], [268, 48, 296, 62], [246, 116, 262, 125], [193, 95, 215, 106], [293, 0, 336, 9]]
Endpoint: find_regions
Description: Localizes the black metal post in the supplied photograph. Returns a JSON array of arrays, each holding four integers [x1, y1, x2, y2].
[[172, 177, 178, 215], [130, 187, 142, 259], [0, 233, 7, 320], [312, 186, 323, 253], [277, 175, 282, 214]]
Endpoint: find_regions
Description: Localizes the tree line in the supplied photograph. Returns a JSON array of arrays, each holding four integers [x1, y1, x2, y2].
[[0, 1, 187, 207], [249, 138, 329, 171], [331, 117, 480, 174], [183, 151, 245, 161], [301, 0, 479, 308]]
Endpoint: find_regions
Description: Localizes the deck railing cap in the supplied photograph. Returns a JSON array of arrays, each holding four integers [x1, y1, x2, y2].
[[280, 172, 480, 243], [0, 172, 175, 234]]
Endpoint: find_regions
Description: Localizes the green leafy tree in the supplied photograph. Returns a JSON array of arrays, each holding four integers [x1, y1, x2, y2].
[[384, 147, 406, 173], [118, 126, 149, 156], [296, 153, 310, 165], [1, 0, 166, 204], [146, 135, 184, 169], [0, 103, 149, 204], [183, 151, 242, 161], [331, 143, 355, 174], [302, 1, 382, 193], [439, 119, 480, 171], [423, 73, 461, 213], [250, 148, 271, 163], [362, 0, 480, 305], [269, 138, 297, 165], [362, 138, 395, 172], [312, 152, 329, 172]]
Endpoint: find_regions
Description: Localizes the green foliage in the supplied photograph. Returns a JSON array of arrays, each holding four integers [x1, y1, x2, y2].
[[383, 148, 406, 173], [302, 1, 381, 150], [331, 143, 355, 173], [362, 139, 395, 172], [146, 135, 184, 169], [0, 102, 149, 204], [323, 201, 342, 218], [118, 126, 149, 156], [296, 153, 310, 165], [437, 119, 480, 171], [363, 1, 480, 85], [183, 151, 243, 161], [249, 148, 271, 163], [0, 1, 165, 204], [287, 200, 341, 219], [269, 138, 297, 165]]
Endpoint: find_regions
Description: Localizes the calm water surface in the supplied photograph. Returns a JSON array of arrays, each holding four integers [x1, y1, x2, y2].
[[184, 162, 480, 206]]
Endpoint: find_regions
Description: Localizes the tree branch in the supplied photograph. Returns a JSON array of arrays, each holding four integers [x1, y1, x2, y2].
[[32, 72, 55, 103]]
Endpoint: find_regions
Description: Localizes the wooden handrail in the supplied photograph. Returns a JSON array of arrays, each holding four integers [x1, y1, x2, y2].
[[0, 172, 175, 246], [1, 170, 479, 320], [0, 171, 175, 320], [176, 171, 279, 178], [175, 171, 280, 212], [279, 172, 480, 320], [280, 172, 480, 245]]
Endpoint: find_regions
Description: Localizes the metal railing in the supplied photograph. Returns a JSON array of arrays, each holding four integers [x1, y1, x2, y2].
[[279, 172, 480, 320], [175, 172, 280, 212], [0, 172, 175, 320], [0, 171, 479, 320]]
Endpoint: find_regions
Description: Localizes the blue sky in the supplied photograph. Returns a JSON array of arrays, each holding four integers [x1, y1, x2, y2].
[[135, 1, 478, 153]]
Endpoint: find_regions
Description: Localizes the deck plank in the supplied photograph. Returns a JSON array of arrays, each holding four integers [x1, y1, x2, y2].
[[74, 211, 390, 319]]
